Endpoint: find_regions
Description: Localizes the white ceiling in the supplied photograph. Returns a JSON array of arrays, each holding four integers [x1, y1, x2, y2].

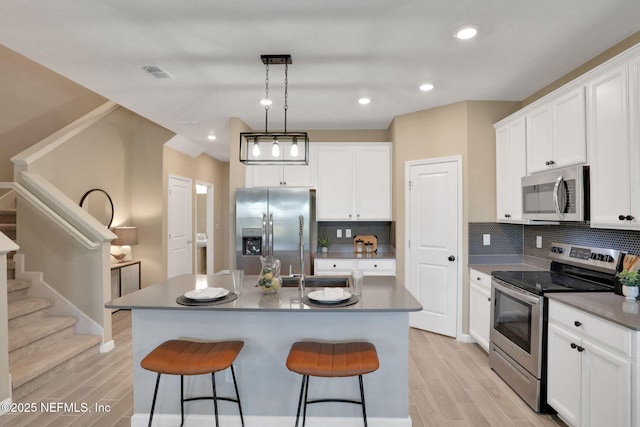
[[1, 1, 639, 161]]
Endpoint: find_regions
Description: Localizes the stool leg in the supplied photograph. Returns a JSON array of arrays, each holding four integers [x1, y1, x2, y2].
[[180, 376, 185, 427], [294, 375, 307, 427], [359, 375, 368, 427], [302, 375, 310, 427], [148, 373, 161, 427], [230, 365, 245, 427], [211, 372, 219, 427]]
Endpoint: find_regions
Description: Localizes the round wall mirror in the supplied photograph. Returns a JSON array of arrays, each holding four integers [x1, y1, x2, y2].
[[79, 188, 114, 228]]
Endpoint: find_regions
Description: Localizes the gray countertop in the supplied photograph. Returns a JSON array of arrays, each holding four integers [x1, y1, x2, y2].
[[548, 293, 640, 331], [315, 251, 396, 260], [468, 263, 545, 275], [106, 273, 421, 312]]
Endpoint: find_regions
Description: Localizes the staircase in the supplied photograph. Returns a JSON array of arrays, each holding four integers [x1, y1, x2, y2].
[[2, 208, 102, 401]]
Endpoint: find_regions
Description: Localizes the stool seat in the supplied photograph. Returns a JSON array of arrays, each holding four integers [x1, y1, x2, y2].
[[287, 341, 379, 427], [142, 339, 244, 375], [141, 339, 245, 427], [286, 341, 379, 377]]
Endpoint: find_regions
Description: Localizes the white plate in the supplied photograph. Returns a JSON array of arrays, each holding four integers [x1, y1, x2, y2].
[[307, 289, 352, 303], [184, 287, 229, 301]]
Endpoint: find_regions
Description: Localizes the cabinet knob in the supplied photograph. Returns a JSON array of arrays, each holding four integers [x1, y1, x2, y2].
[[487, 297, 491, 302], [374, 264, 378, 268], [619, 215, 627, 221], [577, 345, 585, 352], [333, 264, 337, 268], [570, 343, 577, 349], [545, 161, 550, 166], [549, 160, 555, 165], [504, 214, 511, 218], [574, 321, 582, 327], [477, 277, 481, 281], [626, 215, 635, 221]]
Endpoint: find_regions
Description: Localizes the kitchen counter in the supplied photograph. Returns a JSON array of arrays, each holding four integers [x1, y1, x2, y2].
[[468, 263, 545, 276], [106, 273, 419, 312], [106, 274, 419, 426], [547, 292, 640, 331], [315, 251, 396, 260]]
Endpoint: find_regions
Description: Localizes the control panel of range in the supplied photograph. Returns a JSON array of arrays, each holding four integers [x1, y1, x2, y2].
[[548, 242, 622, 273]]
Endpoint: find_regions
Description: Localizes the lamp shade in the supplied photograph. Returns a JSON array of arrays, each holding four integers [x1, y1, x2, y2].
[[111, 226, 138, 246]]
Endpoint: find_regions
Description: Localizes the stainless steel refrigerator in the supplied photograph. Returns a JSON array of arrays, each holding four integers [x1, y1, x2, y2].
[[236, 188, 317, 275]]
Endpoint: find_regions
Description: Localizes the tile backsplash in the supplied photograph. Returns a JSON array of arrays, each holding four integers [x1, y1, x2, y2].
[[470, 222, 640, 260], [318, 221, 391, 250]]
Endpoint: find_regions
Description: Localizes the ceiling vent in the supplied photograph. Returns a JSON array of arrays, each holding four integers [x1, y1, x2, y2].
[[141, 65, 174, 79]]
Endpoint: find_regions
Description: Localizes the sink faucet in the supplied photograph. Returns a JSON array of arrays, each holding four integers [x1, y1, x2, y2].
[[298, 215, 305, 293]]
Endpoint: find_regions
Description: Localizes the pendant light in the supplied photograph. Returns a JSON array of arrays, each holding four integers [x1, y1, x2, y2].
[[239, 54, 309, 165]]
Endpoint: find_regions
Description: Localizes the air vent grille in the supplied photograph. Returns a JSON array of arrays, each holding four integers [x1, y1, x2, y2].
[[141, 65, 174, 79]]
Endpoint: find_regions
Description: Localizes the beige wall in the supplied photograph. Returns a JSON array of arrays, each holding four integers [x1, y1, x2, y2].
[[0, 45, 106, 182], [390, 100, 520, 332], [27, 106, 173, 288], [162, 147, 230, 274]]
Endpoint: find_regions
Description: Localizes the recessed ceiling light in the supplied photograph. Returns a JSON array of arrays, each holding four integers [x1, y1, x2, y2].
[[454, 25, 479, 40], [419, 83, 434, 92], [207, 135, 217, 141], [358, 98, 371, 105]]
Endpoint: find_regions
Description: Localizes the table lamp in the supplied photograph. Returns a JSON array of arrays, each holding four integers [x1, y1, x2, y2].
[[111, 226, 138, 262]]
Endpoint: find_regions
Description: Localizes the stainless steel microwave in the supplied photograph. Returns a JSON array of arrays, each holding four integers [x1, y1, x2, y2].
[[521, 166, 589, 221]]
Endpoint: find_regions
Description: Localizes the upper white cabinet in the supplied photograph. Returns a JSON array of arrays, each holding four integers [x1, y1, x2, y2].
[[526, 87, 586, 174], [495, 117, 527, 223], [588, 57, 640, 230], [245, 163, 313, 187], [315, 143, 392, 221]]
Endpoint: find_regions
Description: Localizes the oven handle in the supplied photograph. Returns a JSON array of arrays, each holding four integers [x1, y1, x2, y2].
[[492, 279, 540, 306]]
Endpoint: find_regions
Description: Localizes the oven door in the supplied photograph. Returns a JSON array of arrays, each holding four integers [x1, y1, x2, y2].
[[490, 278, 544, 377]]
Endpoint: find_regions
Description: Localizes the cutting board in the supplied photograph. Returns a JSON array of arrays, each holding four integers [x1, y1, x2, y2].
[[354, 235, 378, 253]]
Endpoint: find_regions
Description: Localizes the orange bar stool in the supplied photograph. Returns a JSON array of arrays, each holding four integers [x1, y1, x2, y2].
[[286, 341, 379, 427], [141, 339, 245, 427]]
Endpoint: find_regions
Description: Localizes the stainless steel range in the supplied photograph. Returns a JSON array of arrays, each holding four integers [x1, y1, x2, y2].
[[489, 242, 621, 412]]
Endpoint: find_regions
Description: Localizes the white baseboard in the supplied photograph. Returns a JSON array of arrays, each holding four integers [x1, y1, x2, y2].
[[457, 333, 476, 343], [131, 413, 412, 427], [100, 340, 114, 353]]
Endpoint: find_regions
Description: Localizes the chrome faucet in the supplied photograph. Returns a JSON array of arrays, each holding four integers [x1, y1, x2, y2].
[[298, 215, 305, 293]]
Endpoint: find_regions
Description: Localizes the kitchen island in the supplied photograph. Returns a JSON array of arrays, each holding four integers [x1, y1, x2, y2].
[[107, 274, 421, 427]]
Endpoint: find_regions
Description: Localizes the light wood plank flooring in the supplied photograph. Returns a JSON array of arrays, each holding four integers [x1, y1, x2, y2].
[[1, 311, 565, 426]]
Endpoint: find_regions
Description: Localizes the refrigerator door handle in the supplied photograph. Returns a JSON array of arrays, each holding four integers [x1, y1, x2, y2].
[[262, 213, 267, 255], [269, 213, 274, 256]]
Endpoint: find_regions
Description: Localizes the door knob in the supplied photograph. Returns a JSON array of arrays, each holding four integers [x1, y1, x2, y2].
[[448, 255, 456, 262]]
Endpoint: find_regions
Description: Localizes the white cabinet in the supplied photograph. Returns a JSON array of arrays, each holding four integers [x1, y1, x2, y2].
[[468, 268, 492, 352], [495, 117, 527, 223], [547, 300, 634, 427], [588, 59, 640, 230], [314, 258, 396, 276], [526, 87, 586, 174], [315, 143, 391, 221], [245, 163, 313, 187]]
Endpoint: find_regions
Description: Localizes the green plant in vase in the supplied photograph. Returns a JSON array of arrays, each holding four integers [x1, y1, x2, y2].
[[616, 271, 639, 300], [318, 237, 331, 253]]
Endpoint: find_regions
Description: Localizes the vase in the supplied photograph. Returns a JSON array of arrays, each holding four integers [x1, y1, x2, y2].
[[622, 285, 639, 301], [257, 255, 281, 294], [321, 247, 328, 253]]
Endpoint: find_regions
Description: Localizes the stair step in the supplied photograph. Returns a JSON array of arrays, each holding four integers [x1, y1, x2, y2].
[[7, 279, 29, 302], [0, 208, 16, 223], [11, 334, 102, 399], [8, 298, 54, 328], [9, 316, 78, 362]]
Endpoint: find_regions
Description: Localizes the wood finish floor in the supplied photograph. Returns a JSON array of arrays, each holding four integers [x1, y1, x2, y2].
[[1, 311, 565, 426]]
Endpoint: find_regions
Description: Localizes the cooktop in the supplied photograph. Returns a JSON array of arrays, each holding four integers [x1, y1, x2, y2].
[[492, 270, 615, 295]]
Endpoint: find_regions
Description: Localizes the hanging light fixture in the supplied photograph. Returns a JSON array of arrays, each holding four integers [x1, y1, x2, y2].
[[239, 54, 309, 165]]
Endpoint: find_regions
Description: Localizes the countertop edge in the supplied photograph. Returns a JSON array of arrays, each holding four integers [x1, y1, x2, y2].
[[547, 293, 640, 331]]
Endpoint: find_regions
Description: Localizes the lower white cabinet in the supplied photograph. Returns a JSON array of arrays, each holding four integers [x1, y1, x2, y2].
[[468, 268, 492, 352], [314, 258, 396, 276], [547, 299, 635, 427]]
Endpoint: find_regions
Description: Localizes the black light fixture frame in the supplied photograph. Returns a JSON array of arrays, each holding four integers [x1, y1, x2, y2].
[[239, 54, 310, 165]]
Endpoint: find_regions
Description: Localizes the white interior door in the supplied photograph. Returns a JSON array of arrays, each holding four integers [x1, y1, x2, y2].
[[168, 175, 192, 279], [406, 157, 461, 337]]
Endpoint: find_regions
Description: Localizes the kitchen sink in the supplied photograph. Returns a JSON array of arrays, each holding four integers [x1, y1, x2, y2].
[[280, 276, 350, 287]]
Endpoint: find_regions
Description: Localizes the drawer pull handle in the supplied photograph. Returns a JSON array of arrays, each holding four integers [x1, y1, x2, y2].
[[574, 321, 582, 327]]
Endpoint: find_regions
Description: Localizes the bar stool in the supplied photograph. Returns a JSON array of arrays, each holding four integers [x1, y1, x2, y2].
[[141, 339, 244, 427], [286, 341, 379, 427]]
